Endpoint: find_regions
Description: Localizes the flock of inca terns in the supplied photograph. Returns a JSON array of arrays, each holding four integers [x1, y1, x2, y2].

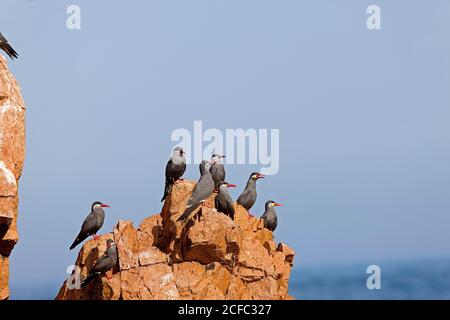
[[67, 148, 283, 287], [0, 36, 283, 288]]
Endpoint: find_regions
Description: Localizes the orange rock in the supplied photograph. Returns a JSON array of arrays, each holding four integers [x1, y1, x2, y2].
[[226, 275, 246, 299], [121, 264, 179, 300], [0, 196, 18, 256], [203, 284, 225, 300], [158, 181, 195, 259], [236, 266, 265, 282], [237, 239, 274, 277], [272, 251, 287, 279], [0, 55, 26, 300], [113, 220, 140, 270], [172, 261, 205, 299], [205, 262, 231, 295], [192, 262, 232, 299], [277, 264, 292, 299], [263, 240, 277, 253], [159, 181, 216, 261], [181, 208, 240, 265], [138, 245, 167, 267], [56, 180, 295, 300], [138, 214, 163, 246], [242, 277, 279, 300], [277, 243, 295, 265], [0, 255, 9, 299]]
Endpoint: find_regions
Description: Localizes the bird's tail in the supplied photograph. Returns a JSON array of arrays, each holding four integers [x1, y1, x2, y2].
[[2, 43, 18, 60], [69, 233, 85, 250], [80, 273, 95, 288], [176, 203, 200, 223], [161, 178, 173, 202]]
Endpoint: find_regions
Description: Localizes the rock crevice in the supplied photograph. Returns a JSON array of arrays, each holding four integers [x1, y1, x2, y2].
[[57, 181, 295, 300]]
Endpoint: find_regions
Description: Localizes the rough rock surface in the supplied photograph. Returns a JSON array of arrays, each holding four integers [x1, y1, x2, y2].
[[56, 180, 295, 300], [0, 55, 26, 300]]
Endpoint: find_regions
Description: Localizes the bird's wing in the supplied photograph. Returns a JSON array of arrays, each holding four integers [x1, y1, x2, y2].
[[210, 164, 217, 177], [238, 185, 257, 205], [217, 165, 226, 181], [215, 192, 225, 210], [70, 213, 96, 250], [0, 33, 18, 60], [237, 189, 250, 204], [92, 255, 114, 274], [80, 212, 98, 234], [211, 164, 225, 182], [166, 159, 185, 179], [261, 214, 268, 227], [178, 175, 214, 222], [165, 159, 174, 178], [162, 160, 186, 202], [187, 176, 214, 206], [215, 193, 220, 209], [226, 194, 235, 214], [178, 161, 187, 177]]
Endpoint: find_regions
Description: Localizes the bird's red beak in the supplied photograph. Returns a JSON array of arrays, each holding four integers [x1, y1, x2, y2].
[[256, 173, 265, 179], [274, 203, 283, 207], [227, 184, 237, 188], [101, 204, 110, 208]]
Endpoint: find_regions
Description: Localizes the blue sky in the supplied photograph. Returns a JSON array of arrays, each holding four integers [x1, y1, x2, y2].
[[2, 0, 450, 298]]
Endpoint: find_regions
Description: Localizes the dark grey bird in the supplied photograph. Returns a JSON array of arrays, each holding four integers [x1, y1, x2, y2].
[[0, 33, 18, 60], [215, 181, 237, 220], [210, 154, 226, 191], [236, 172, 265, 213], [69, 201, 110, 250], [80, 239, 118, 287], [161, 147, 186, 202], [260, 200, 283, 231], [176, 160, 214, 223]]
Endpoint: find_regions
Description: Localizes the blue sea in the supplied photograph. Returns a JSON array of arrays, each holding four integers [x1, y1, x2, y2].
[[290, 258, 450, 300], [10, 258, 450, 300]]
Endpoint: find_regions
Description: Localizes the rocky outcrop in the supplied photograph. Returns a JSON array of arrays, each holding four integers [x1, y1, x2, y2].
[[56, 181, 295, 300], [0, 55, 26, 300]]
